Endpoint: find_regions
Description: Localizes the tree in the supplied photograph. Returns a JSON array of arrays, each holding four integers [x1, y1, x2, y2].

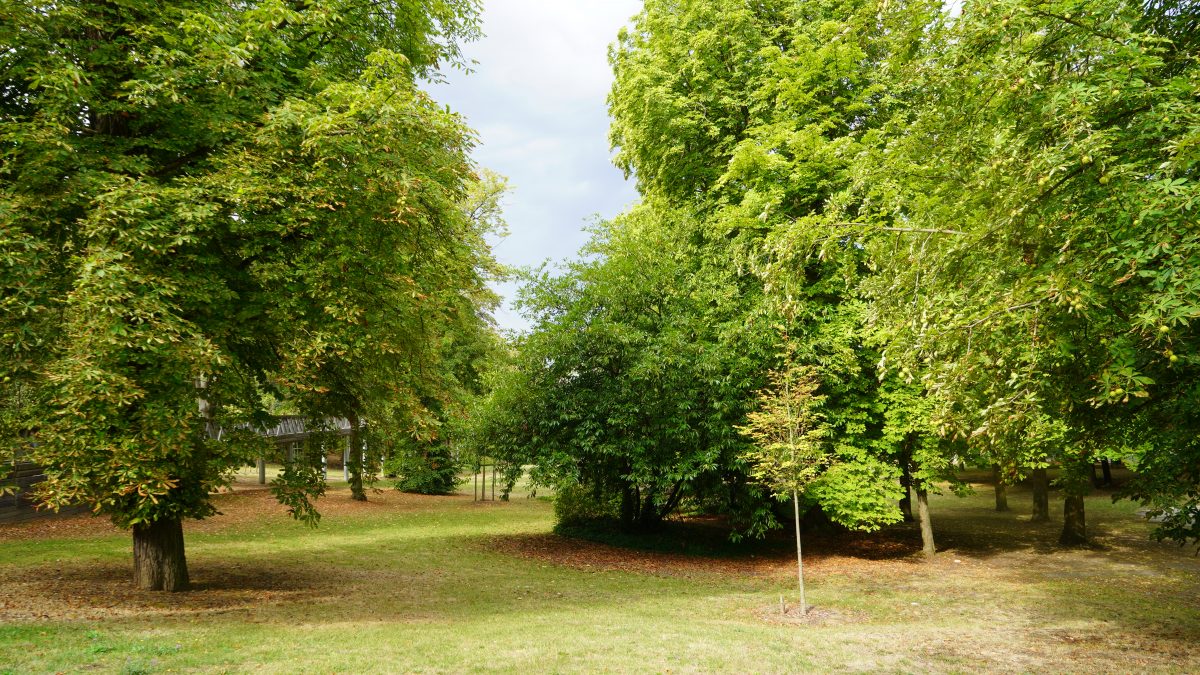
[[587, 0, 917, 537], [468, 202, 779, 533], [738, 359, 830, 614], [383, 169, 507, 497], [1, 0, 489, 590], [850, 0, 1200, 546]]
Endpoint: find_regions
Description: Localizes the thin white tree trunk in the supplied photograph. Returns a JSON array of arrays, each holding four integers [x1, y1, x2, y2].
[[793, 487, 805, 615], [784, 373, 806, 615]]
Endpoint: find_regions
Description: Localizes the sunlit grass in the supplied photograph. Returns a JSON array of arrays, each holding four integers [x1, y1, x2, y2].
[[1, 474, 1197, 673]]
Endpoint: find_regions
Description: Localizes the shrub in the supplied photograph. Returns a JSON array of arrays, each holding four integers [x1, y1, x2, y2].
[[385, 442, 462, 495]]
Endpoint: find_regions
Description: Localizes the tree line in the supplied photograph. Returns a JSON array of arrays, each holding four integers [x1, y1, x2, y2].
[[460, 0, 1200, 554]]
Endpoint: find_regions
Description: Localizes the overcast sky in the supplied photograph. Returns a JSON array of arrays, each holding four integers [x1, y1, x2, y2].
[[428, 1, 643, 332]]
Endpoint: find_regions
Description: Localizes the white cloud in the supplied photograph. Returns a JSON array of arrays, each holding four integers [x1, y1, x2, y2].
[[428, 0, 643, 332]]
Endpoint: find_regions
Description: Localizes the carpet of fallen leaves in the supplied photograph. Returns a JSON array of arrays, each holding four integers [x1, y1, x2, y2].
[[0, 558, 329, 622], [486, 526, 923, 580], [0, 480, 455, 542]]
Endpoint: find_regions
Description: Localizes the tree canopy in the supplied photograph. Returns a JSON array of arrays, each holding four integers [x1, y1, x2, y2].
[[467, 0, 1200, 550], [1, 0, 496, 590]]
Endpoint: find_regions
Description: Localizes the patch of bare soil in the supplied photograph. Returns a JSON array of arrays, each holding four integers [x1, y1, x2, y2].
[[0, 559, 334, 622], [756, 603, 867, 626]]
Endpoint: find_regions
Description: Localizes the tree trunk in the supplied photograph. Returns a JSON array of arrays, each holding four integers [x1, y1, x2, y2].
[[133, 517, 189, 592], [637, 492, 661, 530], [898, 450, 914, 522], [1059, 451, 1090, 546], [1059, 493, 1087, 546], [916, 486, 935, 558], [1101, 459, 1112, 487], [992, 464, 1008, 512], [348, 414, 366, 501], [620, 484, 637, 531], [1030, 467, 1050, 522], [792, 489, 806, 615]]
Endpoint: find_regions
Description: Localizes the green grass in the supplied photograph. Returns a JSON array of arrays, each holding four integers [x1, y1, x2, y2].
[[1, 475, 1198, 673]]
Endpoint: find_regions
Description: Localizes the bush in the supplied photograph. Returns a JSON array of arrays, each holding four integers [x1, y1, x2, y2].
[[552, 481, 620, 528], [385, 442, 462, 495]]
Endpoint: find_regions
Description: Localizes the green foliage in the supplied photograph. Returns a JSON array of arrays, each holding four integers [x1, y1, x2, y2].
[[738, 363, 830, 498], [0, 0, 494, 535], [843, 0, 1200, 541], [385, 441, 462, 496], [462, 201, 778, 531], [552, 481, 621, 529]]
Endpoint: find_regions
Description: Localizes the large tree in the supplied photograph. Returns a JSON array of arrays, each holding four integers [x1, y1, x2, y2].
[[0, 0, 491, 590], [852, 0, 1200, 544]]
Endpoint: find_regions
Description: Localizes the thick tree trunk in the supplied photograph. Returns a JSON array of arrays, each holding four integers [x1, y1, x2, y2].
[[637, 492, 661, 530], [620, 484, 637, 531], [348, 414, 366, 502], [133, 517, 189, 592], [915, 487, 935, 557], [1030, 467, 1050, 522], [1060, 494, 1087, 546], [993, 465, 1009, 511]]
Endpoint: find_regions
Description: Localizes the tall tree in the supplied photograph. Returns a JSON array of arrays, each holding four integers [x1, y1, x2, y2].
[[0, 0, 490, 590], [851, 0, 1200, 545]]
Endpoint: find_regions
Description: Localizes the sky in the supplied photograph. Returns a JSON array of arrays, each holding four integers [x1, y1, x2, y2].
[[428, 1, 644, 332]]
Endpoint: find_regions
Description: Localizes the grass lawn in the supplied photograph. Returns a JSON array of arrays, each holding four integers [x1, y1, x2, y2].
[[1, 473, 1198, 673]]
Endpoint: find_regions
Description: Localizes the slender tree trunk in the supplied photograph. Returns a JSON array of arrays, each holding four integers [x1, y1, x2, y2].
[[348, 413, 366, 502], [1060, 494, 1087, 546], [897, 449, 912, 523], [1030, 467, 1050, 522], [792, 489, 806, 615], [916, 486, 935, 557], [133, 517, 189, 592], [992, 464, 1009, 512], [1101, 459, 1112, 486]]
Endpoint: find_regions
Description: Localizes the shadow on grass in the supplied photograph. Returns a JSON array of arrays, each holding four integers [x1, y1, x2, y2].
[[2, 475, 1196, 642]]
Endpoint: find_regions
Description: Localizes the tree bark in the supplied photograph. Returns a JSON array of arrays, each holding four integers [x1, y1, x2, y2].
[[348, 413, 366, 502], [1030, 467, 1050, 522], [899, 460, 914, 522], [916, 486, 935, 558], [638, 491, 661, 530], [620, 483, 637, 531], [993, 464, 1009, 512], [1059, 493, 1087, 546], [792, 489, 806, 615], [133, 517, 189, 592], [1101, 459, 1112, 487]]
